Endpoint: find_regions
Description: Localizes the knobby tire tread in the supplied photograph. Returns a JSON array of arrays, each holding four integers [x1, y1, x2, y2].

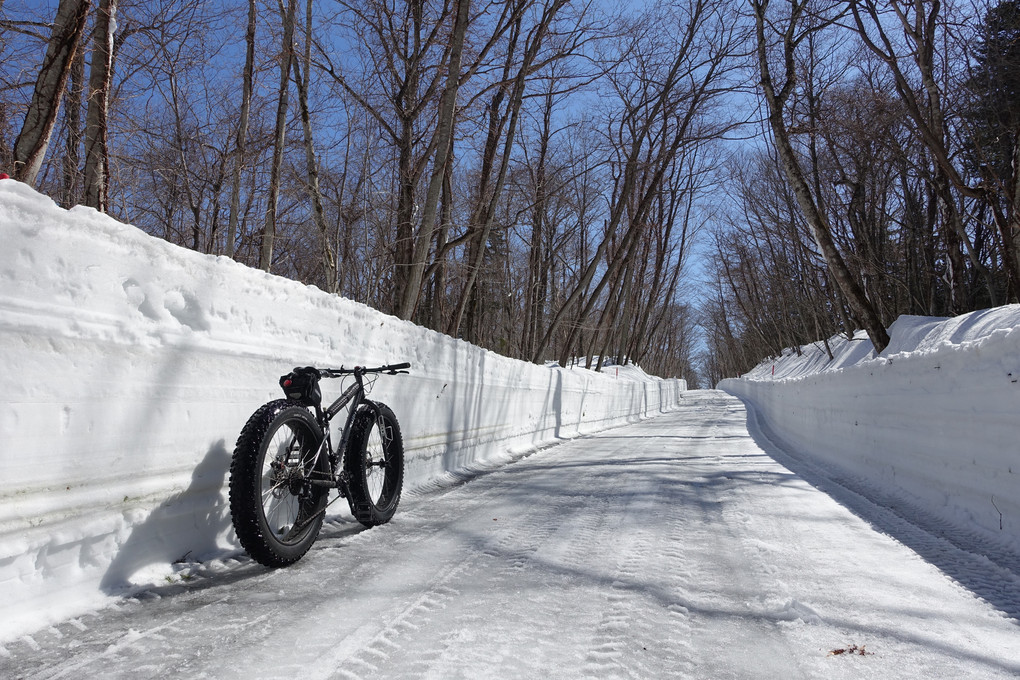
[[229, 400, 327, 567], [345, 403, 404, 528]]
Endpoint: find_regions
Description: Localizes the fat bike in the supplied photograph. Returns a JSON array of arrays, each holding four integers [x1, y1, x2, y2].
[[229, 363, 409, 567]]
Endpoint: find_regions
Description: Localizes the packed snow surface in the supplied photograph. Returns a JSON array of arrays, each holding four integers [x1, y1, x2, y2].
[[0, 180, 682, 641], [2, 394, 1019, 678]]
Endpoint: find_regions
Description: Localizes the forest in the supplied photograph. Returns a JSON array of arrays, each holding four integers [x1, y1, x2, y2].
[[2, 0, 1017, 387]]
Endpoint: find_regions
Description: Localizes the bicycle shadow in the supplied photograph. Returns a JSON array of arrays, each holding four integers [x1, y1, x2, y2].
[[99, 439, 234, 594], [121, 517, 371, 602]]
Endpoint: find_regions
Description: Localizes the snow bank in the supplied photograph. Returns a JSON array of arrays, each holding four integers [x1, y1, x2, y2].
[[720, 308, 1020, 555], [0, 180, 684, 640]]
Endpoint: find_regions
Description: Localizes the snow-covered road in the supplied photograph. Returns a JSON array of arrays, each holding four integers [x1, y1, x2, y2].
[[3, 391, 1018, 679]]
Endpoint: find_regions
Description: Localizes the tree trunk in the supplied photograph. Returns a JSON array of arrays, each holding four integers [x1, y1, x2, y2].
[[61, 46, 85, 207], [1009, 129, 1020, 298], [83, 0, 116, 212], [292, 0, 336, 292], [226, 0, 256, 258], [395, 0, 471, 320], [524, 86, 553, 359], [13, 0, 91, 185], [427, 131, 456, 329], [260, 0, 298, 272]]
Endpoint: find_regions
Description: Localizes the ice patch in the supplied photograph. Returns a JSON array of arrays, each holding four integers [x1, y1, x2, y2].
[[769, 598, 823, 625]]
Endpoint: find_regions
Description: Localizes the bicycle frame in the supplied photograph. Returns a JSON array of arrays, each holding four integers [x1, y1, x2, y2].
[[299, 364, 409, 498]]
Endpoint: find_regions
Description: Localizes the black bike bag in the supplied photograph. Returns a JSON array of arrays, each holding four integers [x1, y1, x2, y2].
[[280, 366, 322, 407]]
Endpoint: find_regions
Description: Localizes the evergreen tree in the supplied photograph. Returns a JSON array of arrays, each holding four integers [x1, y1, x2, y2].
[[965, 0, 1020, 182]]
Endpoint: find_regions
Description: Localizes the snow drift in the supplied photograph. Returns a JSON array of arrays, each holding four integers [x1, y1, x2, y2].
[[0, 180, 684, 640], [720, 308, 1020, 556]]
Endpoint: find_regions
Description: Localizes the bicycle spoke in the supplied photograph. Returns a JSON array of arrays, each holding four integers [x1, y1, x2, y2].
[[265, 496, 294, 536], [258, 425, 309, 539], [261, 481, 287, 504]]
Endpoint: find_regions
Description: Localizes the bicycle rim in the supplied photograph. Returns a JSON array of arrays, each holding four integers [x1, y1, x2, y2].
[[260, 419, 319, 545], [364, 418, 392, 505]]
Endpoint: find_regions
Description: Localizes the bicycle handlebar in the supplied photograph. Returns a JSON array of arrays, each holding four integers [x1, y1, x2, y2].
[[319, 362, 411, 378]]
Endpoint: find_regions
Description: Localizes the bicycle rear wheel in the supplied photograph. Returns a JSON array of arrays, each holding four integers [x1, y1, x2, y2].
[[345, 403, 404, 527], [229, 400, 329, 566]]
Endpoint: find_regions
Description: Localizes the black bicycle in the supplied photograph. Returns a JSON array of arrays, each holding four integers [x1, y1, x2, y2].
[[229, 363, 410, 567]]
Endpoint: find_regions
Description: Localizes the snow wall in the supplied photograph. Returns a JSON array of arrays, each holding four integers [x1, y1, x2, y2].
[[0, 180, 685, 639], [720, 307, 1020, 556]]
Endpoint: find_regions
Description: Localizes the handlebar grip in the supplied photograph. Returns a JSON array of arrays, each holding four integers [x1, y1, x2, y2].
[[318, 362, 410, 378]]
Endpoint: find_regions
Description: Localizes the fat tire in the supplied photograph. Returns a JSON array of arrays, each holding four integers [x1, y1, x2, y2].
[[345, 402, 404, 527], [229, 400, 328, 567]]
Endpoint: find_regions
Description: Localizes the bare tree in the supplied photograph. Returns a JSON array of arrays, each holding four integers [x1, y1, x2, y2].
[[448, 0, 573, 338], [291, 0, 336, 291], [82, 0, 116, 211], [317, 0, 525, 316], [225, 0, 256, 259], [751, 0, 890, 351], [12, 0, 91, 185], [317, 0, 458, 312], [396, 0, 473, 319], [260, 0, 298, 272], [534, 0, 740, 363], [851, 0, 1009, 306]]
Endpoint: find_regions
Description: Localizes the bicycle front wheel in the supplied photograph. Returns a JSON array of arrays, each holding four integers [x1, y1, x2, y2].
[[229, 400, 329, 567], [345, 402, 404, 527]]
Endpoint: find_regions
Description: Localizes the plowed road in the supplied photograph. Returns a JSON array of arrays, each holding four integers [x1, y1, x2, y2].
[[3, 391, 1018, 679]]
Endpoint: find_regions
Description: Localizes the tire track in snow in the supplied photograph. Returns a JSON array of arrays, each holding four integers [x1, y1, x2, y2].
[[580, 475, 696, 679], [567, 405, 724, 679], [335, 449, 631, 677], [308, 565, 473, 680], [312, 464, 601, 679]]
